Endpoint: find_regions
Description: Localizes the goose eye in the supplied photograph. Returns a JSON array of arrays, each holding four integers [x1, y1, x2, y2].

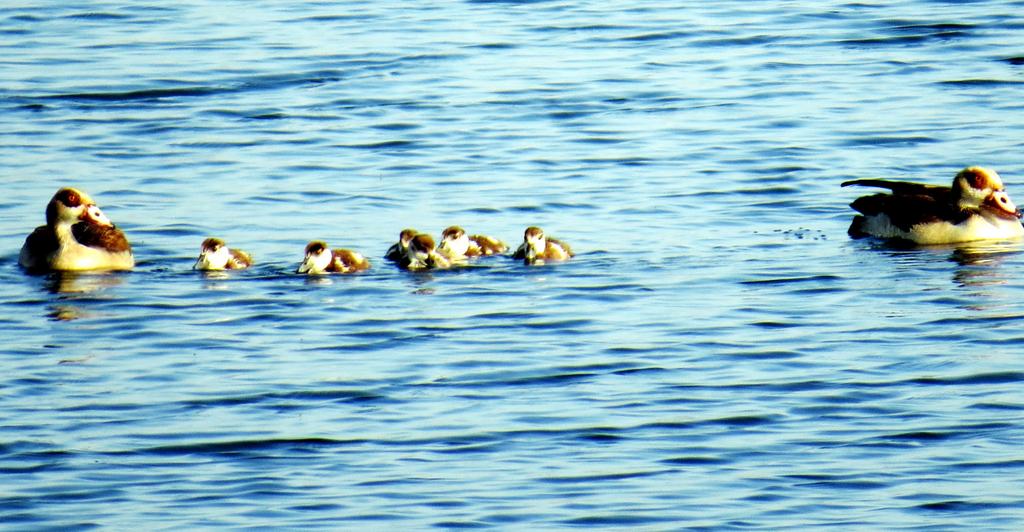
[[60, 190, 82, 207]]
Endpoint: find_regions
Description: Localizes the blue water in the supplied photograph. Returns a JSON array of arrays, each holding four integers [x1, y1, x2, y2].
[[3, 1, 1024, 528]]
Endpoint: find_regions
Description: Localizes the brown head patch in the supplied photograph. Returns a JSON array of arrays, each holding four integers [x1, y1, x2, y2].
[[305, 240, 328, 255], [410, 234, 435, 253], [441, 226, 464, 239], [399, 228, 418, 244], [201, 237, 225, 251]]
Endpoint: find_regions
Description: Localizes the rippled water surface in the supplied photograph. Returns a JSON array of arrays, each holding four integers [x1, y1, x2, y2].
[[4, 1, 1024, 528]]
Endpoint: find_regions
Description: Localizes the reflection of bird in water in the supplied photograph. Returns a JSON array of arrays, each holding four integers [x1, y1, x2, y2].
[[44, 271, 125, 295], [949, 242, 1020, 289], [41, 271, 126, 320]]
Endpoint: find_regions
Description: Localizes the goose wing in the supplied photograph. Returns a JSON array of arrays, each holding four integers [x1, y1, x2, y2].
[[841, 179, 950, 198], [71, 222, 132, 253]]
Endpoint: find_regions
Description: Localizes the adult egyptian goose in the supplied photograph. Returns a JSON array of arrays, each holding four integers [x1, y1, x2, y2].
[[843, 166, 1024, 244], [19, 187, 134, 272]]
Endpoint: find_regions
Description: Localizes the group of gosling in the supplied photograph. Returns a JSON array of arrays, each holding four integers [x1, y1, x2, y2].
[[17, 187, 574, 274]]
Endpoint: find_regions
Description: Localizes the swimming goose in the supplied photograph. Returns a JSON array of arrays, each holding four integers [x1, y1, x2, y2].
[[512, 226, 573, 264], [19, 187, 134, 272], [297, 241, 370, 274], [194, 238, 253, 270], [385, 228, 418, 262], [843, 166, 1024, 244], [437, 225, 508, 260], [401, 233, 452, 270]]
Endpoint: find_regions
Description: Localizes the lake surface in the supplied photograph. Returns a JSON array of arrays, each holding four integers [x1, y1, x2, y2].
[[3, 1, 1024, 528]]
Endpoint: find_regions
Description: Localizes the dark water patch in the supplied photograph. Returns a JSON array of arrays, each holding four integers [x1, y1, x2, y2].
[[540, 469, 667, 484], [62, 401, 151, 413], [513, 318, 593, 331], [839, 135, 938, 147], [573, 136, 626, 145], [659, 455, 726, 466], [559, 515, 671, 527], [436, 360, 651, 388], [741, 274, 842, 286], [579, 156, 654, 167], [887, 22, 975, 33], [939, 79, 1024, 87], [794, 478, 887, 490], [726, 347, 803, 360], [577, 432, 622, 443], [432, 520, 488, 529], [183, 388, 391, 409], [35, 70, 350, 106], [532, 22, 633, 33], [924, 314, 1024, 327], [879, 431, 955, 443], [472, 311, 539, 322], [287, 13, 372, 23], [838, 27, 973, 48], [638, 414, 777, 432], [64, 12, 134, 21], [141, 437, 365, 456], [43, 86, 223, 103], [468, 0, 561, 5], [468, 42, 518, 50], [135, 224, 205, 238], [610, 365, 665, 377], [620, 30, 694, 43], [343, 140, 421, 151], [290, 502, 344, 512], [461, 370, 598, 388], [333, 327, 404, 341], [911, 372, 1024, 386], [249, 112, 289, 121], [951, 458, 1024, 471], [693, 34, 781, 47], [7, 14, 45, 22], [372, 122, 421, 131], [548, 109, 593, 121], [970, 402, 1024, 411], [175, 139, 262, 149], [916, 500, 1012, 512], [0, 462, 62, 474]]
